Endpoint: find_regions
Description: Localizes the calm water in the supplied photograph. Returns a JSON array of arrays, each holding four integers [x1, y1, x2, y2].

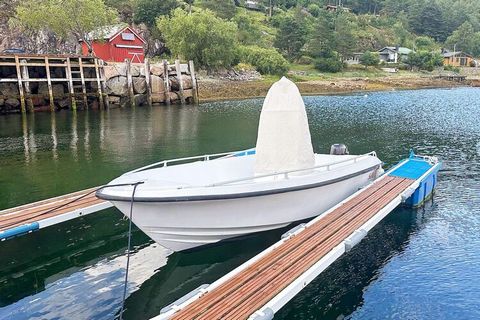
[[1, 87, 479, 319]]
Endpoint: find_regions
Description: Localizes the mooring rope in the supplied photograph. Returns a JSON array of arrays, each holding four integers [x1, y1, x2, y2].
[[119, 181, 142, 320]]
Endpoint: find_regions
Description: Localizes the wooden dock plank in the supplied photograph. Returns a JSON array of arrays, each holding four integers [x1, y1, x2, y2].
[[0, 187, 108, 233], [171, 176, 414, 320], [174, 177, 396, 319]]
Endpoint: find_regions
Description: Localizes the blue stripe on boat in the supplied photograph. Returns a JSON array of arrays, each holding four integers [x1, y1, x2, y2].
[[234, 149, 256, 157]]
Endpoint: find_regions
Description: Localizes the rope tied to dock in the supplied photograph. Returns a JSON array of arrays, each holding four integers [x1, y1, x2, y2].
[[119, 181, 143, 320]]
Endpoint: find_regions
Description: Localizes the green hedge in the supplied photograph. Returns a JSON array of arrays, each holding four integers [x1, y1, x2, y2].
[[238, 46, 289, 75]]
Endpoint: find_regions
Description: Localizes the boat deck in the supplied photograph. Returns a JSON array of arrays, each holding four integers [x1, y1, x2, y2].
[[156, 155, 440, 320], [0, 187, 111, 240]]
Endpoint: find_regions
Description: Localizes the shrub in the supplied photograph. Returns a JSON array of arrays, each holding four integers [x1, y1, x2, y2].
[[238, 46, 289, 75], [234, 62, 256, 72], [444, 65, 460, 73], [405, 51, 443, 71], [296, 55, 314, 65], [307, 4, 321, 17], [314, 54, 345, 73], [359, 51, 380, 68]]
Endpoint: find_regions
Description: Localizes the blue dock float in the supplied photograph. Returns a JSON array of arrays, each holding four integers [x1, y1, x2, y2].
[[153, 152, 441, 320]]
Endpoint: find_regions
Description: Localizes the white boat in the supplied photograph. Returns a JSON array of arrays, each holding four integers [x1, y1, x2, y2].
[[97, 78, 383, 251]]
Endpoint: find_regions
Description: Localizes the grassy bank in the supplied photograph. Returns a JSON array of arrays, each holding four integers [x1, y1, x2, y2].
[[198, 65, 466, 102]]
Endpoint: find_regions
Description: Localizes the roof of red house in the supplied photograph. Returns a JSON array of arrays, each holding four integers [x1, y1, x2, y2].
[[84, 24, 146, 44]]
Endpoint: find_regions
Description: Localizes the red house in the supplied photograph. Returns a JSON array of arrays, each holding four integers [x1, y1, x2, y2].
[[81, 25, 146, 63]]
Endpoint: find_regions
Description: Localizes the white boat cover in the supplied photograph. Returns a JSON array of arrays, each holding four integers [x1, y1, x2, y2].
[[255, 77, 315, 175]]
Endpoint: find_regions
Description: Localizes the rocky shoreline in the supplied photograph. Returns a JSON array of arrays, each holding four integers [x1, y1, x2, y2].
[[103, 61, 195, 107], [197, 75, 468, 102]]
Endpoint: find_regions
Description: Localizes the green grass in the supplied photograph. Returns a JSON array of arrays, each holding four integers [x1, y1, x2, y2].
[[286, 63, 427, 81]]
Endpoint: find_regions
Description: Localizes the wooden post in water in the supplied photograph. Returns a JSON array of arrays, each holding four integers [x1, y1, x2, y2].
[[78, 57, 88, 107], [163, 59, 171, 105], [175, 59, 186, 105], [144, 58, 152, 106], [44, 57, 55, 112], [94, 58, 105, 109], [98, 60, 109, 108], [66, 57, 77, 111], [188, 60, 199, 104], [20, 59, 34, 112], [14, 55, 26, 113], [125, 58, 135, 107]]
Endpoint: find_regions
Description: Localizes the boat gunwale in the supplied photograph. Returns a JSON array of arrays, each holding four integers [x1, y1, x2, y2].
[[96, 163, 381, 203]]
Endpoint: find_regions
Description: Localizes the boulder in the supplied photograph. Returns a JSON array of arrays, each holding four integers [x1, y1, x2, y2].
[[151, 75, 166, 94], [38, 83, 65, 98], [133, 76, 147, 94], [130, 65, 141, 77], [0, 83, 19, 96], [31, 96, 47, 106], [169, 92, 179, 101], [104, 65, 122, 79], [106, 76, 128, 96], [57, 98, 71, 109], [0, 98, 4, 106], [5, 98, 20, 108], [151, 93, 165, 103], [170, 77, 193, 90], [150, 65, 165, 76], [108, 95, 121, 104], [134, 94, 147, 106], [183, 89, 193, 99]]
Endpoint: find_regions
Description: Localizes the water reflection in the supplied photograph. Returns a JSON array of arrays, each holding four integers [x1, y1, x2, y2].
[[6, 106, 204, 170], [21, 113, 29, 163], [70, 110, 78, 161], [51, 113, 58, 161]]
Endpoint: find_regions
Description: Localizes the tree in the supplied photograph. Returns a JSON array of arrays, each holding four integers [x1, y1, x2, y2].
[[12, 0, 118, 54], [446, 22, 480, 56], [414, 36, 436, 51], [198, 0, 237, 20], [134, 0, 179, 26], [234, 9, 267, 46], [157, 9, 239, 69], [359, 51, 380, 68], [273, 11, 308, 60], [308, 11, 357, 60], [408, 2, 448, 41], [405, 51, 443, 71]]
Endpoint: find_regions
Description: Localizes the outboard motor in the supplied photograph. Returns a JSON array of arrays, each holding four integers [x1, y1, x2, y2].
[[330, 144, 349, 155]]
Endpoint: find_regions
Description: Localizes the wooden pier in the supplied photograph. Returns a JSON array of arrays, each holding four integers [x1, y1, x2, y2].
[[0, 54, 199, 113], [0, 54, 108, 113], [435, 74, 467, 82], [155, 154, 441, 320], [0, 187, 111, 241]]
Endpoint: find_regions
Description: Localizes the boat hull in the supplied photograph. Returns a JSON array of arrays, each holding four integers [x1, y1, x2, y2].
[[112, 169, 377, 251]]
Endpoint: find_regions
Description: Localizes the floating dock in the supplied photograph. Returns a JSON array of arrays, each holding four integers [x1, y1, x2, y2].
[[154, 153, 441, 320], [0, 187, 111, 241]]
